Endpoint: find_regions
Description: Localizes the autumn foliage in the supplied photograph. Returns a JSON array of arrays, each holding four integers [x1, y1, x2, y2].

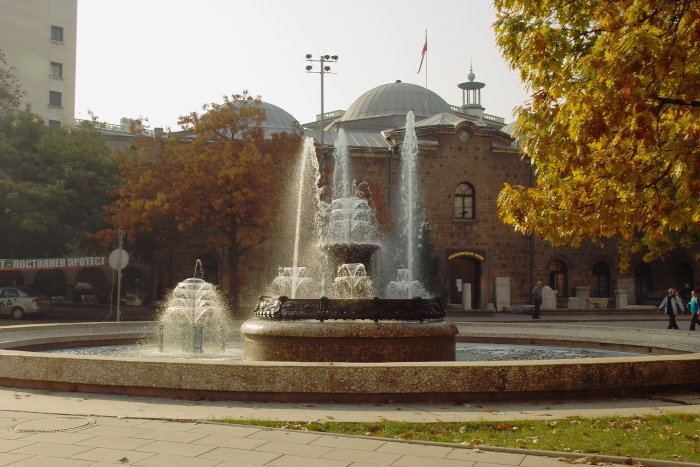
[[104, 92, 302, 308], [493, 0, 700, 268]]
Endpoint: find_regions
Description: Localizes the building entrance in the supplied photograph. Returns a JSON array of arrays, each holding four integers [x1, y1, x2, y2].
[[447, 254, 481, 309]]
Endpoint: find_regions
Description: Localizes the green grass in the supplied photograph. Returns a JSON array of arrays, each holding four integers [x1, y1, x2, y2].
[[217, 413, 700, 463]]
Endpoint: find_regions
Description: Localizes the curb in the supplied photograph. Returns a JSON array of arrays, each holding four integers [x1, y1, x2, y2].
[[471, 445, 700, 467]]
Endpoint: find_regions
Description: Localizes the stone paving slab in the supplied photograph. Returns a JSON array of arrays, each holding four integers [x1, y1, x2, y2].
[[0, 411, 665, 467], [0, 389, 694, 466], [197, 446, 281, 464], [320, 446, 403, 464], [0, 386, 698, 424]]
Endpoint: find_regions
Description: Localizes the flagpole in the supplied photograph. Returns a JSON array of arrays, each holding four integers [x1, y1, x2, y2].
[[425, 30, 428, 110], [416, 29, 428, 113]]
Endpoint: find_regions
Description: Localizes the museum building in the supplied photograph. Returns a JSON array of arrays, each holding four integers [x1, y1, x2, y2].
[[228, 71, 696, 310], [3, 71, 695, 310]]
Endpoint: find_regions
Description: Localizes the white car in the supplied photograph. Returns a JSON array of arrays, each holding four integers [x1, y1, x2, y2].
[[0, 287, 53, 319]]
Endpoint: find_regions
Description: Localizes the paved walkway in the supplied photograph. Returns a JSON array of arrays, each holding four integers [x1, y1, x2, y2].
[[0, 386, 698, 466], [0, 312, 697, 466], [0, 408, 615, 467]]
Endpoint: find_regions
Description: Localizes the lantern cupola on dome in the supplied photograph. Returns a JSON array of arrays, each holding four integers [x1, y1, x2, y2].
[[457, 65, 486, 119]]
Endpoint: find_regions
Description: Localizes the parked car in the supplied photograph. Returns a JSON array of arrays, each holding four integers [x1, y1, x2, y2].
[[0, 287, 53, 319]]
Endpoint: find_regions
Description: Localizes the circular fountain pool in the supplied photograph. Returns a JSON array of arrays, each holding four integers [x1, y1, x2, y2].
[[0, 321, 698, 403], [46, 341, 644, 361]]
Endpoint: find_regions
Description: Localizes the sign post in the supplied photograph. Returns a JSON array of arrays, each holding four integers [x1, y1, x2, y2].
[[109, 230, 129, 321]]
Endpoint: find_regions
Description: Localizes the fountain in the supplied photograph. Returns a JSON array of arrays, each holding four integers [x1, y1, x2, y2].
[[241, 117, 457, 362], [322, 196, 380, 280], [266, 138, 322, 298], [332, 263, 373, 299], [268, 266, 320, 299], [386, 269, 430, 299], [0, 117, 696, 402], [157, 260, 232, 353], [386, 111, 432, 298]]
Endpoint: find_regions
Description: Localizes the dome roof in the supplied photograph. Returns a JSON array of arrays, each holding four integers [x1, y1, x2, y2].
[[338, 81, 453, 126], [259, 101, 298, 134]]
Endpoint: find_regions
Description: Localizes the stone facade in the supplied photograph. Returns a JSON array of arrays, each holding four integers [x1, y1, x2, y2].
[[94, 81, 697, 310], [335, 122, 623, 308]]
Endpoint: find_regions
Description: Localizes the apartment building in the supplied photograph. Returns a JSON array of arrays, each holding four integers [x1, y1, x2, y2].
[[0, 0, 77, 127]]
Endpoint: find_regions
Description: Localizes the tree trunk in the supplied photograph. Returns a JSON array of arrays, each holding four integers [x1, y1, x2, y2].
[[227, 221, 240, 315]]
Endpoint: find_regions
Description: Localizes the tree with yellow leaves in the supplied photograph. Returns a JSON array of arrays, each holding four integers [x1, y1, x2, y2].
[[105, 92, 302, 310], [494, 0, 700, 268]]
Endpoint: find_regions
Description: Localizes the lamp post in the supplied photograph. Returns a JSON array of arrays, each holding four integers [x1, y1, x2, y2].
[[305, 53, 338, 156]]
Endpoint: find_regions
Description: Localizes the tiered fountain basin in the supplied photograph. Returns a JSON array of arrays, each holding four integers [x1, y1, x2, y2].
[[0, 321, 699, 402], [322, 243, 380, 275], [242, 296, 456, 362]]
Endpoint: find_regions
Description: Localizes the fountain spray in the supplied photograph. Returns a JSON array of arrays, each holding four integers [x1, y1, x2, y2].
[[401, 111, 420, 298]]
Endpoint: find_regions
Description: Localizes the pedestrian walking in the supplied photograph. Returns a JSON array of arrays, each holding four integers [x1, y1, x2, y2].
[[689, 288, 699, 331], [658, 288, 684, 329], [531, 281, 543, 319]]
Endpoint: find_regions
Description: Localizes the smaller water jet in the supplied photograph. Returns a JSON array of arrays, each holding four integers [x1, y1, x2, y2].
[[331, 263, 373, 299], [386, 268, 430, 299], [157, 263, 232, 354], [269, 266, 319, 299], [326, 197, 376, 244]]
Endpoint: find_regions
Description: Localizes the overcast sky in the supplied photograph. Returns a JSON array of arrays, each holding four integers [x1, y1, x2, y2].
[[75, 0, 528, 130]]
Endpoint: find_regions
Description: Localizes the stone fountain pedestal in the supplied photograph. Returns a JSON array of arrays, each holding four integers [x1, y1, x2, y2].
[[240, 319, 458, 362], [240, 296, 457, 362]]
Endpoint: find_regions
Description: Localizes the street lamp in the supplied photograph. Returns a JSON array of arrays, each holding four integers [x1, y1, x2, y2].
[[305, 54, 338, 155]]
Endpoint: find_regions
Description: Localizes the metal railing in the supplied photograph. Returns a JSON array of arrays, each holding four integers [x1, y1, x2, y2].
[[315, 109, 345, 121], [73, 119, 154, 136], [483, 113, 505, 124]]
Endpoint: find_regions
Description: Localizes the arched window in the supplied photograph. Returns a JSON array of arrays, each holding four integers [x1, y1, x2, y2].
[[549, 259, 568, 297], [454, 182, 475, 220], [592, 261, 610, 298]]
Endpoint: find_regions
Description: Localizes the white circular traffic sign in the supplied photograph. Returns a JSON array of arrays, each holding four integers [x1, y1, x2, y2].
[[108, 248, 129, 270]]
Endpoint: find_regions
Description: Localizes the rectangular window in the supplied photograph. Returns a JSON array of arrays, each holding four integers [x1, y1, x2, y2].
[[49, 91, 62, 107], [50, 25, 64, 42], [48, 120, 62, 130], [50, 62, 63, 79]]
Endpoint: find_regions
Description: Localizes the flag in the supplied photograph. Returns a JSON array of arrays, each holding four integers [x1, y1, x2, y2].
[[416, 30, 427, 74]]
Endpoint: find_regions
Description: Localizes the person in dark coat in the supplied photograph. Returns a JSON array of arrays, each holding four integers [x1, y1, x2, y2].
[[658, 288, 684, 329], [531, 281, 543, 319]]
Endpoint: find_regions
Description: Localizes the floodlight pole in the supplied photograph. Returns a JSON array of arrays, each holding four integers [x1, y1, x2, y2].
[[305, 54, 338, 157], [116, 228, 123, 322]]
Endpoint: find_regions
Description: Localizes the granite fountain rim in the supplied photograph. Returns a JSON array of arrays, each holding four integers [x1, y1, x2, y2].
[[0, 321, 698, 403]]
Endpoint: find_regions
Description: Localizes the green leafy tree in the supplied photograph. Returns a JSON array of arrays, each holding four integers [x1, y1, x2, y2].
[[105, 93, 302, 310], [0, 110, 120, 257], [494, 0, 700, 268], [0, 49, 23, 115]]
